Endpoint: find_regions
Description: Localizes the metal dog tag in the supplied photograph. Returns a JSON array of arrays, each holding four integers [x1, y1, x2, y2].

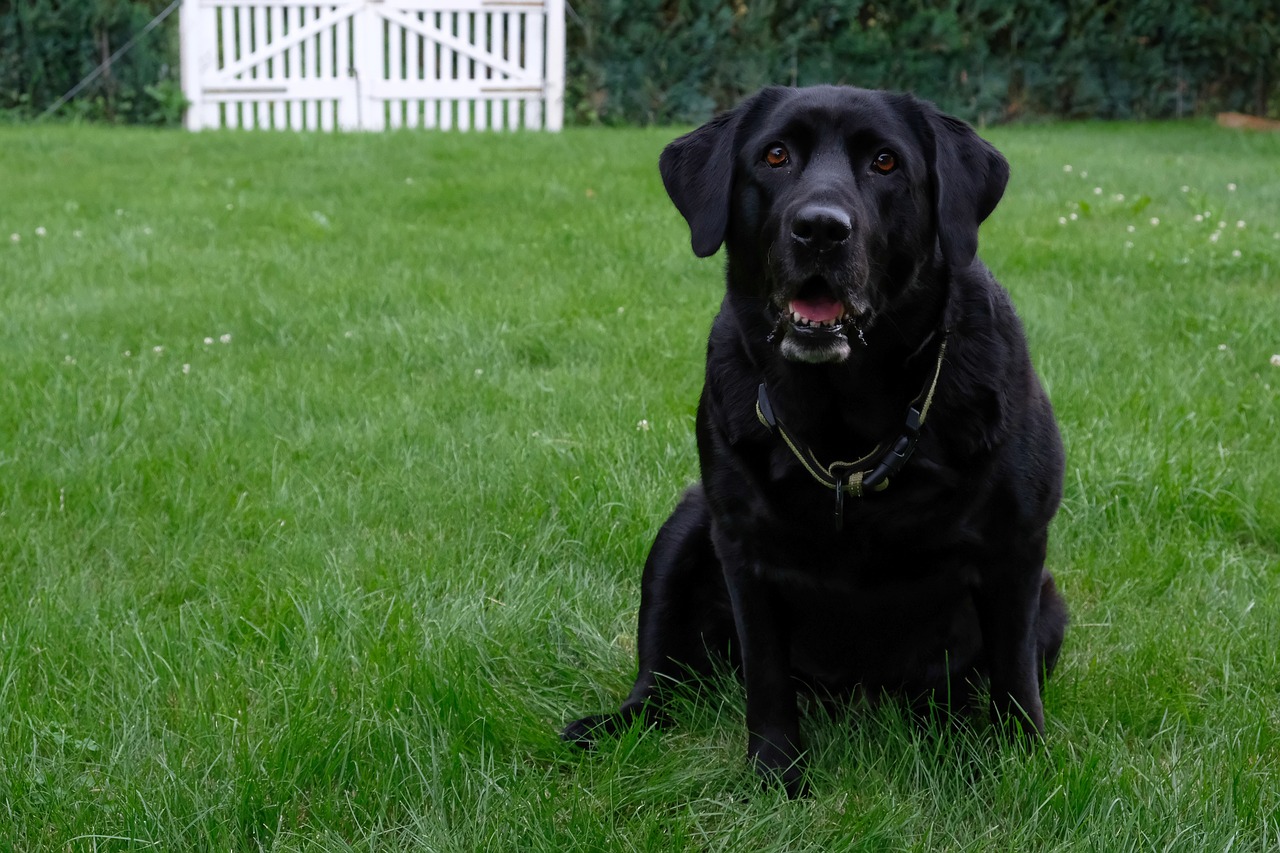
[[834, 477, 844, 531]]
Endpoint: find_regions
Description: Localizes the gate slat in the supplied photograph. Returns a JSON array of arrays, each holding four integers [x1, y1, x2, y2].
[[270, 6, 285, 128], [439, 12, 454, 130], [253, 3, 267, 127], [387, 9, 402, 129], [453, 12, 468, 130], [405, 11, 421, 128], [472, 12, 487, 130], [524, 6, 542, 130], [504, 11, 519, 130], [425, 11, 439, 129], [490, 10, 504, 130]]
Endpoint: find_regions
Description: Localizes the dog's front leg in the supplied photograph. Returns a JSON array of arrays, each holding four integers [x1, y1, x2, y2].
[[721, 553, 807, 797], [974, 539, 1050, 740]]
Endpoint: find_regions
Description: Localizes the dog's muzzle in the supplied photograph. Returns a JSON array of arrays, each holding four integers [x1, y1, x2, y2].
[[769, 274, 868, 364], [765, 203, 870, 364]]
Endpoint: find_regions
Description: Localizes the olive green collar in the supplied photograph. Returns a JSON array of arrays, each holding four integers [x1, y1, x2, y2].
[[754, 331, 948, 531]]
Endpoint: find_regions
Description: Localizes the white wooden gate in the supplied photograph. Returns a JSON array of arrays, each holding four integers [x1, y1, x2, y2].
[[179, 0, 564, 131]]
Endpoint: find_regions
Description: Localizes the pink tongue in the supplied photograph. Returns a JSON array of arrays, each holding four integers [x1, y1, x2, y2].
[[789, 296, 843, 323]]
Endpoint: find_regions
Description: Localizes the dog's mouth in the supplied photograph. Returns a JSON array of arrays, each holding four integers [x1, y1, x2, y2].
[[771, 277, 862, 363], [788, 288, 851, 330]]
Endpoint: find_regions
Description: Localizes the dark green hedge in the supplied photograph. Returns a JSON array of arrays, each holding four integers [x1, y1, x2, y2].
[[566, 0, 1280, 125], [0, 0, 184, 124], [2, 0, 1276, 126]]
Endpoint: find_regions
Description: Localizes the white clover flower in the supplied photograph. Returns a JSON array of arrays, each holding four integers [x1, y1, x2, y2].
[[35, 226, 47, 237], [1193, 214, 1204, 222], [142, 226, 153, 236], [1093, 187, 1103, 195], [219, 333, 232, 344], [1069, 213, 1078, 221], [182, 363, 191, 375], [404, 177, 415, 185], [1127, 225, 1136, 233], [1113, 193, 1125, 202], [203, 337, 214, 345], [474, 368, 483, 376], [1081, 170, 1088, 178], [1232, 250, 1242, 258], [1058, 217, 1068, 225], [636, 419, 651, 432], [1149, 217, 1160, 226], [1124, 241, 1134, 249], [153, 345, 164, 354], [1236, 220, 1246, 229], [1210, 231, 1221, 242], [1227, 183, 1237, 191], [1180, 185, 1190, 192], [9, 233, 18, 243], [1271, 354, 1280, 367], [1063, 165, 1073, 172], [73, 230, 83, 238], [116, 208, 124, 216], [1219, 221, 1227, 229], [1218, 344, 1228, 351]]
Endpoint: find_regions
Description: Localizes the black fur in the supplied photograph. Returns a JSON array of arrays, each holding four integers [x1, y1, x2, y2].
[[563, 86, 1067, 797]]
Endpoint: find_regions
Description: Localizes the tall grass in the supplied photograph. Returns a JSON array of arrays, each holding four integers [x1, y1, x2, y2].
[[0, 119, 1277, 850]]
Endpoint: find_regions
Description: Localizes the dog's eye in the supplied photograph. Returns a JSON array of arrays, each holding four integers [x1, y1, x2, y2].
[[764, 144, 790, 168], [872, 150, 898, 174]]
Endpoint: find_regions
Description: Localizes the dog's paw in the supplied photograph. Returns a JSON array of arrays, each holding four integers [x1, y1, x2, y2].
[[750, 737, 810, 799], [561, 713, 617, 749], [771, 768, 811, 800]]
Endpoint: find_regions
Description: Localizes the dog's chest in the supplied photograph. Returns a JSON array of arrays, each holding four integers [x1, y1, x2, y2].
[[767, 551, 983, 688]]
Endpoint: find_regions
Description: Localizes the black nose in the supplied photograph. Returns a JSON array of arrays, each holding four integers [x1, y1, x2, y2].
[[791, 205, 852, 252]]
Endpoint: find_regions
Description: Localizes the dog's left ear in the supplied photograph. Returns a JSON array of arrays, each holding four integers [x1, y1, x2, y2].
[[917, 103, 1010, 268], [660, 87, 787, 258]]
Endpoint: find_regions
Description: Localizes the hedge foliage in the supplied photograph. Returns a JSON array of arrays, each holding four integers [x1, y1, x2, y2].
[[0, 0, 184, 124], [567, 0, 1280, 125], [1, 0, 1276, 126]]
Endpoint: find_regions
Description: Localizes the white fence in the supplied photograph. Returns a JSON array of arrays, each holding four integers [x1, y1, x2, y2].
[[179, 0, 565, 131]]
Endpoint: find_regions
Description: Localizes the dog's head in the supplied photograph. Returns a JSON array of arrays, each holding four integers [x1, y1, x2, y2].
[[660, 86, 1008, 364]]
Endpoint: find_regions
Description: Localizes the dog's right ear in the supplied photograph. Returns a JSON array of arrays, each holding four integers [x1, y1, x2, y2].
[[659, 88, 786, 258]]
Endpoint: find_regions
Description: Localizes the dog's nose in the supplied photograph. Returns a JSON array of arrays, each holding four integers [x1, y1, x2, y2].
[[791, 205, 852, 252]]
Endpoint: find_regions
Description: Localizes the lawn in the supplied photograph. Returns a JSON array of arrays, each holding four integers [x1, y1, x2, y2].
[[1, 117, 1278, 850]]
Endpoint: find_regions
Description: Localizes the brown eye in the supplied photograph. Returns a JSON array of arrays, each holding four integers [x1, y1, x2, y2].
[[765, 144, 790, 168], [872, 150, 897, 173]]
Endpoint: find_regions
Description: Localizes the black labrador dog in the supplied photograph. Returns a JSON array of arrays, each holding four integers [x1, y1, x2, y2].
[[563, 86, 1067, 796]]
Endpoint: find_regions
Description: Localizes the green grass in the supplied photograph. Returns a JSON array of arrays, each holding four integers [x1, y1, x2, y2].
[[1, 118, 1278, 850]]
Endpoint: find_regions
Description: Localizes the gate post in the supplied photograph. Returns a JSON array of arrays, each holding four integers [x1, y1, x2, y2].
[[180, 0, 219, 130], [349, 0, 386, 130], [544, 0, 565, 131]]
